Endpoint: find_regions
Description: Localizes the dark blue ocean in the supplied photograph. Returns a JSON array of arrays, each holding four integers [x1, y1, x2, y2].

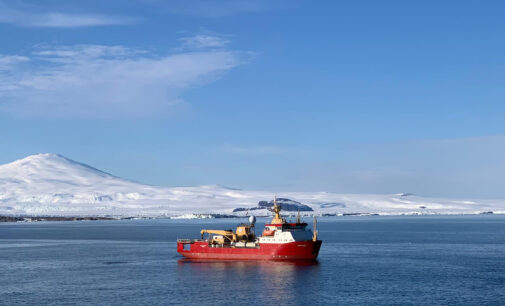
[[1, 215, 505, 305]]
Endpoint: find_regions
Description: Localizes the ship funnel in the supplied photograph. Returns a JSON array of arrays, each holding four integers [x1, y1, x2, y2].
[[249, 215, 256, 225]]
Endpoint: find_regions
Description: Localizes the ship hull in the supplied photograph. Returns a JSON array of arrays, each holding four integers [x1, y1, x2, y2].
[[177, 240, 322, 261]]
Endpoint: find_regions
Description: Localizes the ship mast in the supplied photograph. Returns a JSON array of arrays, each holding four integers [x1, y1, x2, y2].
[[312, 216, 318, 241], [270, 196, 285, 224]]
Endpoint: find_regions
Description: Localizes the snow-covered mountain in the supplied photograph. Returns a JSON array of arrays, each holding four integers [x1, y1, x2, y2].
[[0, 153, 504, 218]]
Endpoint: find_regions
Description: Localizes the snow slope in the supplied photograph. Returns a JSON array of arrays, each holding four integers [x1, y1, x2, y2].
[[0, 153, 504, 217]]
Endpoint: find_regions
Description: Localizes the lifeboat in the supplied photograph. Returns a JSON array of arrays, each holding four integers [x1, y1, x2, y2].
[[262, 230, 275, 236]]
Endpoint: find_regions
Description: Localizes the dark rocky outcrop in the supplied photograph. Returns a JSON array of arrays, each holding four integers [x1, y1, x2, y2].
[[233, 198, 313, 212]]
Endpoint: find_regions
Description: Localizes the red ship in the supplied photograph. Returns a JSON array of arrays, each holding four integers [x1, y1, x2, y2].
[[177, 198, 322, 260]]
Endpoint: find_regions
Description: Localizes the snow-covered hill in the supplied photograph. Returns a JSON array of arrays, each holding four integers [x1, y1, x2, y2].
[[0, 153, 504, 218]]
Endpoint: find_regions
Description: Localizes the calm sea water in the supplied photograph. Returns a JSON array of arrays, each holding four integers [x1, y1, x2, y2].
[[1, 215, 505, 305]]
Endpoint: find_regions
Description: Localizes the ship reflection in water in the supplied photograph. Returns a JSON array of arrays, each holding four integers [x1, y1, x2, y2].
[[177, 259, 321, 303]]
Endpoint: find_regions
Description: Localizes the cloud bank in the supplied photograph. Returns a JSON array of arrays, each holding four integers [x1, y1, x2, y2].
[[0, 1, 136, 27], [0, 37, 245, 118]]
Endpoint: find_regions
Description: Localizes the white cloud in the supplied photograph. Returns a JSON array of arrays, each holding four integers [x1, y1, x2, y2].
[[0, 2, 137, 27], [0, 38, 245, 118], [180, 34, 229, 49], [0, 55, 30, 70], [27, 13, 137, 28]]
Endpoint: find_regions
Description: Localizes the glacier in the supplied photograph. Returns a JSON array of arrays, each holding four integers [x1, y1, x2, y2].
[[0, 153, 504, 218]]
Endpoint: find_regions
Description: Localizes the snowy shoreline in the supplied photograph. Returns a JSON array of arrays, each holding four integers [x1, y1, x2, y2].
[[1, 211, 501, 223], [1, 154, 505, 219]]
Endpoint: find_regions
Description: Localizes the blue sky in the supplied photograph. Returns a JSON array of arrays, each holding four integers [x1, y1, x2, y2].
[[1, 0, 505, 197]]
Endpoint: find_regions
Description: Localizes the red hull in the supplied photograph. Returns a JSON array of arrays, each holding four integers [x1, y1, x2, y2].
[[177, 240, 322, 261]]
